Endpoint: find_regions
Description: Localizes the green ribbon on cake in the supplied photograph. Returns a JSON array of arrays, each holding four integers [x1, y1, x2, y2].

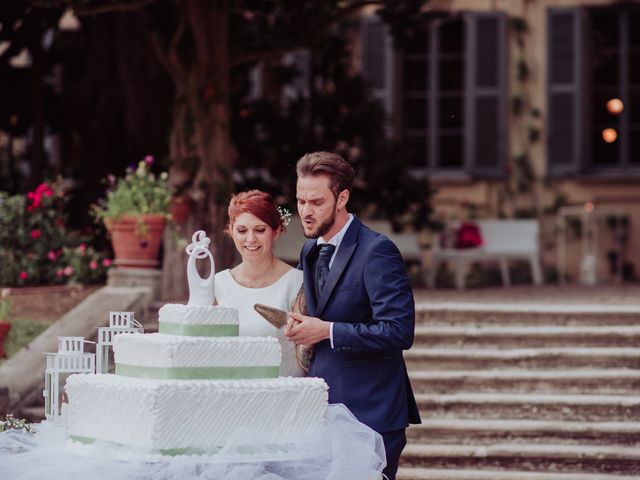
[[158, 322, 239, 337], [116, 363, 279, 380]]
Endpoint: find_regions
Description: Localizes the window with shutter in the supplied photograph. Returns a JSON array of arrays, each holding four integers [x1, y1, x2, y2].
[[390, 11, 506, 175], [548, 5, 640, 176], [360, 16, 393, 124], [466, 12, 507, 176], [547, 8, 584, 175]]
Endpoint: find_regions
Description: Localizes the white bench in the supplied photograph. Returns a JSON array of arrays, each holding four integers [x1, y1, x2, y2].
[[427, 219, 543, 290], [274, 215, 424, 269]]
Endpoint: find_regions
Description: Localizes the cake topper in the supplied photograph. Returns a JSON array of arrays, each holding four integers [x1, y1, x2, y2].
[[186, 230, 215, 306]]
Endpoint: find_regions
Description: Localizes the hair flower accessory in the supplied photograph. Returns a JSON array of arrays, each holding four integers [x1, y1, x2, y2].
[[277, 206, 292, 227]]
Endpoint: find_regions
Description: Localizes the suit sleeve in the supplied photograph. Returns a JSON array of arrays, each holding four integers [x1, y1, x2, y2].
[[331, 237, 415, 353]]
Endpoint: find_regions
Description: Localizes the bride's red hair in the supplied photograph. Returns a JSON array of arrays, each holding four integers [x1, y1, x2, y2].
[[227, 190, 284, 232]]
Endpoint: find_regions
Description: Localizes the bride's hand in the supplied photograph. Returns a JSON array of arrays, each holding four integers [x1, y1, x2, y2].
[[285, 312, 330, 346]]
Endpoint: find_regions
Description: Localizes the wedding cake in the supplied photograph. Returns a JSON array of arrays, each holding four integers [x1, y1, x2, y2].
[[64, 231, 329, 454]]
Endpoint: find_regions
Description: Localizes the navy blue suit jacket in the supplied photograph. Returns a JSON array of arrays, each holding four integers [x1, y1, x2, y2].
[[300, 216, 421, 433]]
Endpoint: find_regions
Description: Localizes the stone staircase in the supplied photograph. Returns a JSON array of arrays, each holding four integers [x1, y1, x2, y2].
[[397, 303, 640, 479]]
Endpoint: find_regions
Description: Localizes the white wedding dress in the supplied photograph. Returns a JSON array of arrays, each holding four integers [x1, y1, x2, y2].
[[215, 268, 304, 377]]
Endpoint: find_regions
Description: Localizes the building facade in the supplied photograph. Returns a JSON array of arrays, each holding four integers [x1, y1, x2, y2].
[[358, 0, 640, 284]]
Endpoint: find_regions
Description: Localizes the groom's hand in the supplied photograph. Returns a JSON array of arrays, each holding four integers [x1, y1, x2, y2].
[[285, 312, 330, 346]]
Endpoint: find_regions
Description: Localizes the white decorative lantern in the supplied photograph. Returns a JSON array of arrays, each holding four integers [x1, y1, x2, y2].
[[43, 336, 95, 422], [96, 311, 143, 374]]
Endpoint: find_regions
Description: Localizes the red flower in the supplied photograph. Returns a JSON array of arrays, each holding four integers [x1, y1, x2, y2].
[[19, 271, 27, 280], [103, 258, 112, 267], [455, 222, 484, 249], [26, 182, 55, 211], [31, 229, 42, 239], [89, 260, 98, 270], [48, 251, 57, 261]]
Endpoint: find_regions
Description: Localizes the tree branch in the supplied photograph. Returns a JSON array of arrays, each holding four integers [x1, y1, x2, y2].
[[144, 12, 188, 89], [232, 0, 383, 66], [28, 0, 158, 15]]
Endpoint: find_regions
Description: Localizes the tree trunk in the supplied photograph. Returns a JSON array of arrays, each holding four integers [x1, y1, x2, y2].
[[160, 0, 238, 299]]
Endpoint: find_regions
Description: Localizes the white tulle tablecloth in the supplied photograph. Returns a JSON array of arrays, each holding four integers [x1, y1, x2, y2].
[[0, 404, 385, 480]]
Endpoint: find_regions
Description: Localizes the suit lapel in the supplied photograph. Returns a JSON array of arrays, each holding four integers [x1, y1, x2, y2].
[[315, 217, 361, 315], [301, 240, 319, 314]]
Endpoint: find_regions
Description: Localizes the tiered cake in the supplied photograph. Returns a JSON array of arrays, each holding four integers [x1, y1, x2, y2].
[[65, 231, 328, 454]]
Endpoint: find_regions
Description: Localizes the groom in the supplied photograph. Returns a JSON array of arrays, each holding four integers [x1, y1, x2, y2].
[[286, 151, 421, 480]]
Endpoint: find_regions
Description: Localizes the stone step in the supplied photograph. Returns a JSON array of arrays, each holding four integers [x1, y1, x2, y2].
[[404, 347, 640, 370], [415, 303, 640, 327], [397, 467, 640, 480], [399, 443, 640, 474], [414, 326, 640, 348], [406, 419, 640, 446], [416, 393, 640, 422], [409, 369, 640, 395]]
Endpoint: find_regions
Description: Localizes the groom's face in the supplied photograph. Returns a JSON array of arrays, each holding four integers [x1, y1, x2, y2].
[[296, 174, 338, 239]]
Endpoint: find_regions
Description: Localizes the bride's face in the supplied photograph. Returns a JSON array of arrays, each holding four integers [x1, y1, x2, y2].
[[230, 212, 280, 261]]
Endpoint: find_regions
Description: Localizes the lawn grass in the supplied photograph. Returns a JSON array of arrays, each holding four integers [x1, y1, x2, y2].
[[2, 317, 50, 360]]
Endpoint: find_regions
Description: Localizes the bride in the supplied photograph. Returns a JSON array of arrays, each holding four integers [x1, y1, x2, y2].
[[215, 190, 304, 377]]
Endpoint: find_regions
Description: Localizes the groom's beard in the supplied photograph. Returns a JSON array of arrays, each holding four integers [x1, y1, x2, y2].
[[304, 205, 337, 239]]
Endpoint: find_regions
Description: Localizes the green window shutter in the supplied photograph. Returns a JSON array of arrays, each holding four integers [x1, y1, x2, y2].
[[547, 7, 585, 175], [466, 11, 507, 176]]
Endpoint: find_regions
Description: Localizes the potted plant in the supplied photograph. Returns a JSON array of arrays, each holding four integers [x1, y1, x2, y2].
[[0, 296, 11, 359], [93, 156, 172, 269]]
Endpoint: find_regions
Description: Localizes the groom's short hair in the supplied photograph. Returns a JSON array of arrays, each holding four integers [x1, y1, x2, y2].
[[296, 151, 355, 198]]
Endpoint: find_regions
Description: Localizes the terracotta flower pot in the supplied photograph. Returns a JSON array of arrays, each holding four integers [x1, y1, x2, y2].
[[169, 195, 193, 224], [106, 214, 167, 269], [0, 321, 11, 359]]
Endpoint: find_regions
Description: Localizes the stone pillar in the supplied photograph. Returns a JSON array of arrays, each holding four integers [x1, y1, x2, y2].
[[107, 268, 163, 304]]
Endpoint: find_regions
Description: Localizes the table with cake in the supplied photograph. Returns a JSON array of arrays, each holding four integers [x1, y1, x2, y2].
[[0, 231, 385, 480]]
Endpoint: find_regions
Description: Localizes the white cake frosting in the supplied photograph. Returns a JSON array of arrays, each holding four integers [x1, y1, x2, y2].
[[64, 230, 330, 454], [65, 374, 328, 452], [113, 333, 281, 379], [158, 304, 239, 336]]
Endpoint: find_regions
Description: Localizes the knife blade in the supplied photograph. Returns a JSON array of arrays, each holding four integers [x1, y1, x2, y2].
[[253, 303, 290, 329]]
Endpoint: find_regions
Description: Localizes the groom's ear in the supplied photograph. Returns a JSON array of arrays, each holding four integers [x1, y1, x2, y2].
[[337, 189, 349, 210]]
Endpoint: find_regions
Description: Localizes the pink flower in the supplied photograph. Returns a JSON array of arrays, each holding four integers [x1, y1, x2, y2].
[[89, 260, 98, 270], [78, 243, 87, 254], [19, 271, 27, 280], [56, 268, 64, 277], [144, 155, 154, 166], [31, 229, 42, 239], [64, 266, 73, 277], [103, 258, 112, 267], [48, 251, 57, 261]]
